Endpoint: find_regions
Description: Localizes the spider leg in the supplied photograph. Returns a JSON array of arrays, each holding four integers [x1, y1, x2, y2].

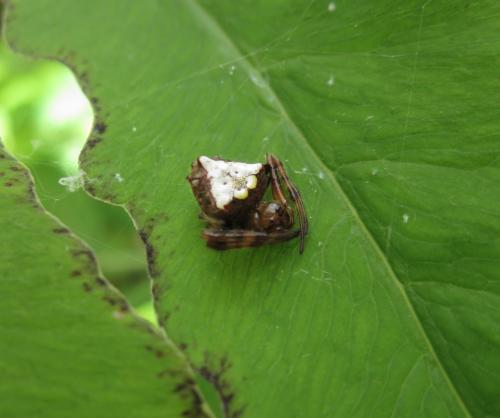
[[198, 211, 225, 228], [267, 158, 288, 208], [267, 154, 309, 253], [203, 228, 300, 251]]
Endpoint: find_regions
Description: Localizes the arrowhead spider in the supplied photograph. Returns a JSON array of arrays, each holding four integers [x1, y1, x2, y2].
[[187, 154, 308, 253]]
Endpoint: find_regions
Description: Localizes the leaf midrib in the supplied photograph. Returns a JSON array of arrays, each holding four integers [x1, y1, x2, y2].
[[186, 0, 472, 416]]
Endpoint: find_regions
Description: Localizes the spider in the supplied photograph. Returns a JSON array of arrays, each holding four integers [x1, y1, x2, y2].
[[187, 154, 308, 253]]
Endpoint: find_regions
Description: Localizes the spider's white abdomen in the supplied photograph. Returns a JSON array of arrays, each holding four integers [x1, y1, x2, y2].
[[199, 156, 262, 209]]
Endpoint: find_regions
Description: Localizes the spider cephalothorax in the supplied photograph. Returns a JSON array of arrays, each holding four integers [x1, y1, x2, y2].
[[187, 154, 308, 253]]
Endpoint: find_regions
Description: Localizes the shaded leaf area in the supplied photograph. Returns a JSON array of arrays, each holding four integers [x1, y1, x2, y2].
[[5, 1, 499, 417], [0, 148, 212, 417]]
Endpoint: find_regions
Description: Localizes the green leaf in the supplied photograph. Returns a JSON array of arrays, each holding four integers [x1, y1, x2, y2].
[[0, 147, 212, 417], [4, 1, 500, 417], [0, 35, 153, 313]]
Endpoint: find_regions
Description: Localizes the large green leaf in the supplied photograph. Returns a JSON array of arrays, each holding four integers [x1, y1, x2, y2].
[[4, 1, 500, 417], [0, 147, 212, 417]]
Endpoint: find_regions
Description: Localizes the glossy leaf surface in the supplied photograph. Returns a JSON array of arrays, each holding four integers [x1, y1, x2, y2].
[[4, 1, 500, 417]]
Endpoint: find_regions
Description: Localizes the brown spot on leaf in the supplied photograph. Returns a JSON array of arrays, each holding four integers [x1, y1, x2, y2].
[[174, 377, 205, 418], [93, 121, 107, 134], [79, 71, 89, 85], [53, 227, 70, 234], [144, 345, 165, 358], [86, 137, 102, 149], [138, 229, 160, 278], [82, 282, 92, 292], [102, 295, 117, 306], [85, 183, 96, 195], [95, 277, 107, 287], [136, 214, 169, 278], [90, 97, 101, 111], [145, 325, 157, 335], [71, 248, 96, 262], [175, 377, 195, 397], [158, 312, 170, 328], [26, 172, 37, 202], [139, 213, 169, 237], [4, 182, 13, 187], [118, 302, 130, 313], [151, 282, 163, 303], [70, 270, 82, 277], [71, 248, 98, 274], [102, 294, 130, 313], [197, 355, 243, 418], [101, 192, 117, 202]]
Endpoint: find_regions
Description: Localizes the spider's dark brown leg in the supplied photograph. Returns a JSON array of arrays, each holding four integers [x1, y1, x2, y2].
[[198, 211, 225, 229], [267, 154, 309, 253], [203, 228, 300, 251], [266, 159, 288, 208]]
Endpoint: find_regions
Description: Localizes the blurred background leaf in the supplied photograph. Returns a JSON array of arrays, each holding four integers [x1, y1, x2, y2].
[[0, 42, 154, 321]]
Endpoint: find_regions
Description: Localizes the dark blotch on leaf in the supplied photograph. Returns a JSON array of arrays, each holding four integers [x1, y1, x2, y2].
[[71, 248, 97, 262], [144, 344, 165, 359], [136, 214, 169, 278], [146, 213, 168, 231], [71, 248, 98, 274], [138, 229, 160, 278], [197, 354, 243, 418], [174, 377, 196, 396], [102, 295, 116, 306], [93, 121, 107, 134], [151, 282, 162, 303], [90, 96, 101, 111], [174, 377, 205, 418], [86, 137, 102, 149], [95, 277, 106, 287], [26, 173, 37, 203], [158, 312, 170, 328], [103, 294, 130, 313], [53, 227, 70, 234], [85, 183, 96, 195]]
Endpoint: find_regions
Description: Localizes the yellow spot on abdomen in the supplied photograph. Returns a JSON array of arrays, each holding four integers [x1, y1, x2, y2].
[[246, 175, 257, 189], [234, 188, 249, 200]]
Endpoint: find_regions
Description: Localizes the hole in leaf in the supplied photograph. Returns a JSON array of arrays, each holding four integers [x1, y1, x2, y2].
[[0, 41, 156, 325]]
